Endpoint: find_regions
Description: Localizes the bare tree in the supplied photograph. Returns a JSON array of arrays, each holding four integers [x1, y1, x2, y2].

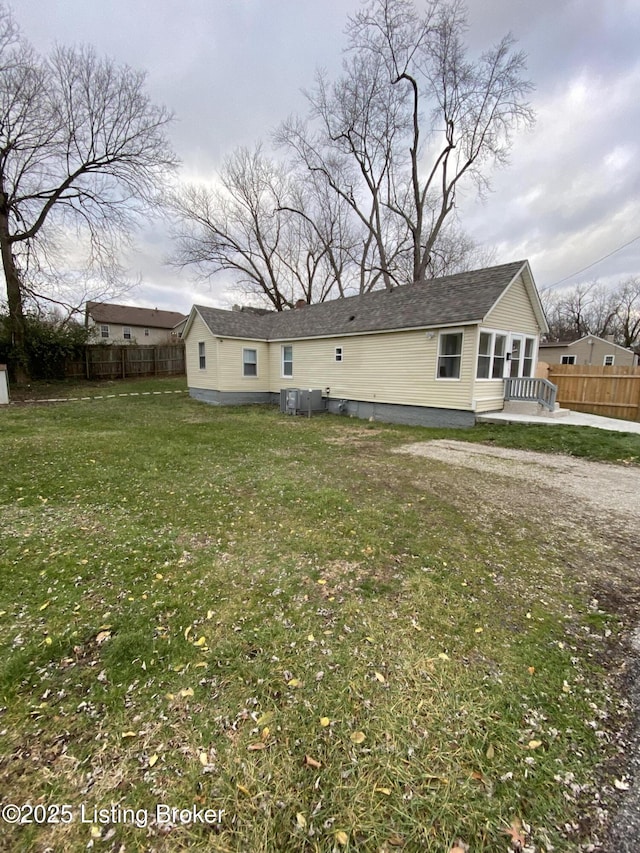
[[171, 146, 352, 309], [614, 277, 640, 349], [0, 6, 177, 380], [543, 279, 640, 349], [278, 0, 533, 290]]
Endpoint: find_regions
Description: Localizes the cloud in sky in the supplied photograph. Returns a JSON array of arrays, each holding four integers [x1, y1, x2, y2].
[[6, 0, 640, 313]]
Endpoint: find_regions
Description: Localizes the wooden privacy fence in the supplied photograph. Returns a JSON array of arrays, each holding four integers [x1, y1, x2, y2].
[[546, 364, 640, 421], [65, 344, 185, 380]]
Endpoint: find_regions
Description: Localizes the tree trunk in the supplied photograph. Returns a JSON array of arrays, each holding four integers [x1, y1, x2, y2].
[[0, 203, 29, 383]]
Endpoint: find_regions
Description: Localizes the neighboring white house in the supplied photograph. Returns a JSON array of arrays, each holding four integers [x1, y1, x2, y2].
[[182, 260, 549, 427], [85, 302, 187, 345], [539, 334, 638, 367]]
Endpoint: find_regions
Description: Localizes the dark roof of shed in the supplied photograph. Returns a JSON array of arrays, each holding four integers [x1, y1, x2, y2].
[[86, 302, 187, 329], [194, 261, 528, 341]]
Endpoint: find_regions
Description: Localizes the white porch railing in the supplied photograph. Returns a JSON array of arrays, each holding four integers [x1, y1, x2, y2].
[[504, 377, 558, 412]]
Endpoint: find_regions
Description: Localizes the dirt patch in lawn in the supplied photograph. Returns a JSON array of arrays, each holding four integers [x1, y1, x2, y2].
[[394, 439, 640, 853]]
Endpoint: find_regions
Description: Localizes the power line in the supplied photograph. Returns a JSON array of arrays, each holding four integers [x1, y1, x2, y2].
[[545, 233, 640, 290]]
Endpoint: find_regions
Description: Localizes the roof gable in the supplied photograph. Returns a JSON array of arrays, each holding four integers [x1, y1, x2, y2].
[[189, 261, 538, 342]]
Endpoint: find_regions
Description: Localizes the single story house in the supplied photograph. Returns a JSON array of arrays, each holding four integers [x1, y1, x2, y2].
[[85, 302, 188, 345], [183, 260, 549, 427], [539, 335, 637, 367]]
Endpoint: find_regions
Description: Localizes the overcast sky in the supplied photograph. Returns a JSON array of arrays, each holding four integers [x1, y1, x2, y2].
[[10, 0, 640, 314]]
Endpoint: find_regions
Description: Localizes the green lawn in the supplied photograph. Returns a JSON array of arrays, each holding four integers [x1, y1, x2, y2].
[[0, 386, 636, 852]]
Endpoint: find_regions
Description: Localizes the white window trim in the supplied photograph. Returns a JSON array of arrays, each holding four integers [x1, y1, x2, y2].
[[335, 346, 343, 362], [198, 341, 206, 370], [281, 344, 293, 378], [100, 324, 109, 338], [561, 354, 576, 365], [475, 328, 510, 381], [123, 326, 132, 340], [436, 330, 464, 381], [243, 347, 258, 378], [603, 354, 615, 366]]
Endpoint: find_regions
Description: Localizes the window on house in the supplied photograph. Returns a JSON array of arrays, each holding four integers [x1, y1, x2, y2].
[[100, 324, 109, 338], [523, 338, 535, 377], [123, 327, 132, 340], [493, 335, 507, 378], [282, 345, 293, 377], [510, 337, 522, 377], [437, 332, 463, 379], [243, 348, 257, 377], [561, 355, 576, 365], [477, 332, 492, 378], [335, 347, 343, 362], [198, 341, 206, 369], [604, 354, 615, 366], [476, 331, 508, 379], [144, 328, 149, 337]]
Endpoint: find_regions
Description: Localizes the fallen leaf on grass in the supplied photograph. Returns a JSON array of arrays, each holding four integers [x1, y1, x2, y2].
[[374, 786, 391, 795], [288, 678, 303, 688], [614, 778, 630, 790], [247, 742, 266, 751], [179, 687, 194, 698], [374, 671, 386, 683], [335, 830, 348, 846], [486, 744, 495, 760], [320, 717, 330, 727], [236, 784, 250, 796], [148, 754, 159, 768], [296, 812, 307, 829], [39, 601, 51, 611], [350, 731, 366, 744], [387, 834, 405, 847], [528, 740, 542, 750], [304, 754, 321, 769], [502, 818, 526, 848], [199, 752, 209, 766]]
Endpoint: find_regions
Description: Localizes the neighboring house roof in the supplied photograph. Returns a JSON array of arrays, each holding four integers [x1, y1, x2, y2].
[[86, 302, 187, 329], [186, 260, 545, 341], [540, 334, 633, 354]]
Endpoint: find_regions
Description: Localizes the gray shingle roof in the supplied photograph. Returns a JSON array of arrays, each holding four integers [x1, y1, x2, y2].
[[86, 302, 187, 329], [194, 261, 528, 341]]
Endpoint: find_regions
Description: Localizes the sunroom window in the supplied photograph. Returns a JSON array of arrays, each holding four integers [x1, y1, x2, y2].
[[476, 331, 507, 379]]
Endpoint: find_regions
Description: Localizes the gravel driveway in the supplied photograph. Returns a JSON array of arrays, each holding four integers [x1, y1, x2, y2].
[[394, 440, 640, 851]]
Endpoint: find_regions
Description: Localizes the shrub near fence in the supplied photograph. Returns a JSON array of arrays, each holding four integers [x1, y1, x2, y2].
[[547, 364, 640, 421], [65, 344, 185, 380]]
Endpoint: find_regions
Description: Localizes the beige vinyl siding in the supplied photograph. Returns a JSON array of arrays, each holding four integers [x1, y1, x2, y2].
[[475, 275, 544, 412], [216, 339, 270, 392], [185, 314, 218, 390], [484, 274, 541, 335], [268, 329, 476, 411], [474, 381, 507, 412]]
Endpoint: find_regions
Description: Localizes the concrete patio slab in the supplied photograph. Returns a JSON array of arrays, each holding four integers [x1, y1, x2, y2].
[[477, 409, 640, 434]]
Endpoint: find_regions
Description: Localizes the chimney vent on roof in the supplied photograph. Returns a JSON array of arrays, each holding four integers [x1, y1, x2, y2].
[[295, 299, 307, 309]]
